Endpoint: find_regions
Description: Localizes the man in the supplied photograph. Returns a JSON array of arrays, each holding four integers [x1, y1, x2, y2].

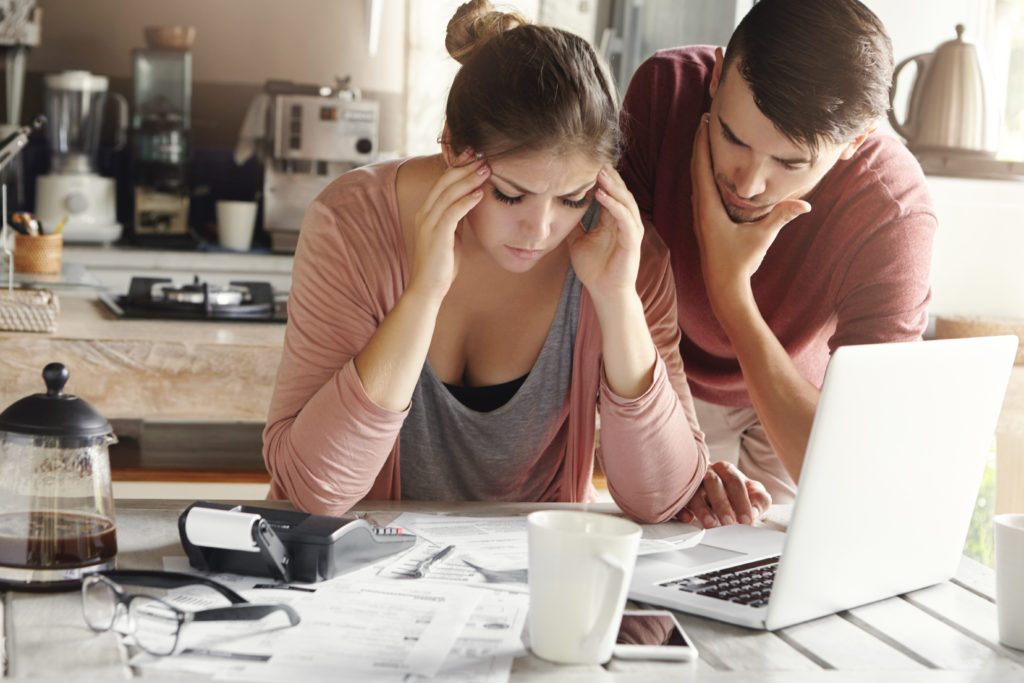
[[619, 0, 935, 527]]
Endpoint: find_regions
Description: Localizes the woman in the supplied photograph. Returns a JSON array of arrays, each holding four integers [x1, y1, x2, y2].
[[263, 0, 707, 523]]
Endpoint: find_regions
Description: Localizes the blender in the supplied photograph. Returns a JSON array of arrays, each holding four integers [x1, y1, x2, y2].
[[34, 70, 127, 244]]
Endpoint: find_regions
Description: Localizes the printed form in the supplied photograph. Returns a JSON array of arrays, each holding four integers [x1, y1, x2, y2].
[[142, 553, 527, 681], [374, 513, 705, 588], [139, 513, 700, 680]]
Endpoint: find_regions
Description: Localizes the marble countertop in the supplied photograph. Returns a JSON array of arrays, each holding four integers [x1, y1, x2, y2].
[[0, 293, 286, 421], [58, 293, 287, 346], [62, 245, 295, 276], [4, 261, 104, 291]]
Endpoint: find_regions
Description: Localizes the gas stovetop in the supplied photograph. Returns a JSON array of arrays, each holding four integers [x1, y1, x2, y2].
[[102, 276, 287, 323]]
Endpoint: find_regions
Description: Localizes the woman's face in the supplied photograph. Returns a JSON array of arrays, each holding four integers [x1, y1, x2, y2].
[[462, 149, 603, 273]]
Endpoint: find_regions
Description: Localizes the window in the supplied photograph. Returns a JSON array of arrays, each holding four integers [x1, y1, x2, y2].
[[996, 0, 1024, 159]]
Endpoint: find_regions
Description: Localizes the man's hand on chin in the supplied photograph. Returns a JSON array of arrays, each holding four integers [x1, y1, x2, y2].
[[689, 112, 810, 313]]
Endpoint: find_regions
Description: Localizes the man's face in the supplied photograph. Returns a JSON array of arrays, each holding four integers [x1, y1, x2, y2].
[[706, 57, 862, 224]]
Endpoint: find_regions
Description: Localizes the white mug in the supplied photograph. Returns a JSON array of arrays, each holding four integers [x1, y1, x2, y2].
[[527, 510, 642, 665], [216, 200, 258, 251], [995, 513, 1024, 650]]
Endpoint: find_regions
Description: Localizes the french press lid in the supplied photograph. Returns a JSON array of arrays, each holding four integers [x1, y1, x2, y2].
[[0, 362, 112, 437]]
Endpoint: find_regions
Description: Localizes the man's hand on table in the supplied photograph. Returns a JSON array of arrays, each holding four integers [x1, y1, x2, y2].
[[678, 461, 772, 528]]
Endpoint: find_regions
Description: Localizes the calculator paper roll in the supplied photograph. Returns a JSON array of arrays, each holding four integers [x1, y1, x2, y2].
[[184, 507, 261, 553]]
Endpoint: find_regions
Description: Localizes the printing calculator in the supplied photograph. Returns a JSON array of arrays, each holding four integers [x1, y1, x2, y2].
[[178, 501, 416, 583]]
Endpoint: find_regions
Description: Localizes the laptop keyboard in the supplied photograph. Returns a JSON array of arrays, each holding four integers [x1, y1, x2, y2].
[[660, 556, 779, 607]]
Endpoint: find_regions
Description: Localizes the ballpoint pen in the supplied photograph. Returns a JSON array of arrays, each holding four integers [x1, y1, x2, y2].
[[405, 544, 455, 579]]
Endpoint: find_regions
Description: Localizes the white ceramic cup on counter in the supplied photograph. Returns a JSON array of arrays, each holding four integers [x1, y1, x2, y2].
[[527, 510, 641, 665], [216, 200, 258, 251], [995, 513, 1024, 650]]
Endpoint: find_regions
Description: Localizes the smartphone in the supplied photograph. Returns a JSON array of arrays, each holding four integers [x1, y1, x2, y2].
[[612, 610, 698, 662]]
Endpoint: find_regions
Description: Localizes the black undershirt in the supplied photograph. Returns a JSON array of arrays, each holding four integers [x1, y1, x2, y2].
[[443, 373, 529, 413]]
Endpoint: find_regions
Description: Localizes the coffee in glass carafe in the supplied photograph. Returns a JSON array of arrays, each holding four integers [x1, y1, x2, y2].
[[0, 363, 118, 587]]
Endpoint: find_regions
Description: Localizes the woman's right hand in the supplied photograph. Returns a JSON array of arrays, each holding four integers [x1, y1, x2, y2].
[[408, 153, 490, 301], [352, 153, 488, 411]]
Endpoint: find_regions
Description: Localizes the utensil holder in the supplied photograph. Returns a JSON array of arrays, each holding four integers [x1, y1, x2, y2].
[[13, 233, 62, 275]]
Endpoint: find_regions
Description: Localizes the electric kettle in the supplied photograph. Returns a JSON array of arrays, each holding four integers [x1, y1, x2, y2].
[[888, 24, 998, 156], [0, 363, 118, 587]]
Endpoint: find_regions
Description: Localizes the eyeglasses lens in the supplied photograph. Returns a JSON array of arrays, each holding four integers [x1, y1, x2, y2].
[[82, 578, 118, 632], [129, 596, 181, 656]]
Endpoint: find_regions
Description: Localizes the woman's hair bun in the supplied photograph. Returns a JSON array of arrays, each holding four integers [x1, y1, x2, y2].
[[445, 0, 528, 65]]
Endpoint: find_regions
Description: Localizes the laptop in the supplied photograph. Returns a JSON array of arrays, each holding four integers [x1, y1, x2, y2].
[[630, 335, 1018, 630]]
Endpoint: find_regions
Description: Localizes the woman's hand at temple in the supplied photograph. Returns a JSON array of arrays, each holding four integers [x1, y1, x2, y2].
[[408, 152, 490, 303], [568, 164, 656, 399], [354, 154, 489, 411], [567, 164, 643, 304]]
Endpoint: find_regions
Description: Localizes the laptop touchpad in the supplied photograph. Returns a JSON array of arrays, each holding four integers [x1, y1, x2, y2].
[[640, 543, 745, 571]]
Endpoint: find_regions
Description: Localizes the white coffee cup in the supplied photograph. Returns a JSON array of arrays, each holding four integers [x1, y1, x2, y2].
[[995, 513, 1024, 650], [216, 200, 258, 251], [527, 510, 642, 665]]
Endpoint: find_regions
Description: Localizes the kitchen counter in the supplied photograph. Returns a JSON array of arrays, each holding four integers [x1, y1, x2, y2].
[[0, 293, 285, 421], [62, 244, 294, 272], [62, 245, 295, 294]]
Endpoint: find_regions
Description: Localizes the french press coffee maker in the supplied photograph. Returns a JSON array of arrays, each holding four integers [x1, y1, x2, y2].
[[0, 363, 118, 587]]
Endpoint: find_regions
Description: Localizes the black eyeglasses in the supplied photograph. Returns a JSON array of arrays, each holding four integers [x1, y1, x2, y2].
[[81, 569, 300, 656]]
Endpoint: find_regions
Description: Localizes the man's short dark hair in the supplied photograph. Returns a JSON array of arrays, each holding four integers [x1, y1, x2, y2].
[[723, 0, 893, 157]]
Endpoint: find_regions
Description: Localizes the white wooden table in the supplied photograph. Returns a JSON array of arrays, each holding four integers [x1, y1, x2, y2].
[[2, 500, 1022, 681]]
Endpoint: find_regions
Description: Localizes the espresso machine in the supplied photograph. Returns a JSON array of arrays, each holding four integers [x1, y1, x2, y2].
[[131, 48, 192, 243], [236, 79, 379, 253], [34, 71, 127, 244]]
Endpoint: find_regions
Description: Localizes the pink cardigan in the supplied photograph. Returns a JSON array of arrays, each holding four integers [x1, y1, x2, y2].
[[263, 159, 708, 523]]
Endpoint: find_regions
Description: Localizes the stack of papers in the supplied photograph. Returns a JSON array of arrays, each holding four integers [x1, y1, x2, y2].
[[137, 513, 703, 681]]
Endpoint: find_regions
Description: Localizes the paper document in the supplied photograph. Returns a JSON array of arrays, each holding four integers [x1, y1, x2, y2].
[[145, 510, 700, 681], [372, 514, 531, 591], [638, 528, 706, 554], [135, 575, 493, 681]]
